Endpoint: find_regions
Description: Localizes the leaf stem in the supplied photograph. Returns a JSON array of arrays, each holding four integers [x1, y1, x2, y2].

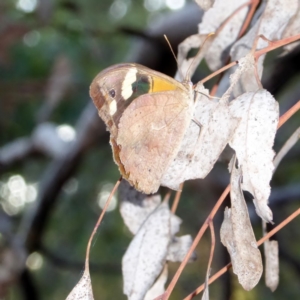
[[278, 100, 300, 129], [171, 183, 184, 213]]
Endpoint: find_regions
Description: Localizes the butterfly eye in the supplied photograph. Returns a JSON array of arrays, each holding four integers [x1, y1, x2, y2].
[[109, 89, 116, 98]]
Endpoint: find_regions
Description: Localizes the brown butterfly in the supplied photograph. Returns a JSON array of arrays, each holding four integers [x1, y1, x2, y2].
[[90, 63, 195, 194]]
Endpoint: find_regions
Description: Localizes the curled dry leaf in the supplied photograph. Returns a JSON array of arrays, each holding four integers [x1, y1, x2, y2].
[[122, 200, 193, 300], [229, 90, 279, 222], [161, 85, 238, 190], [66, 269, 94, 300], [221, 162, 262, 290], [264, 240, 279, 292], [144, 264, 168, 300], [198, 0, 249, 71]]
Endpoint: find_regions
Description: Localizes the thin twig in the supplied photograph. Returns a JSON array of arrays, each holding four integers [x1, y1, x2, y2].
[[273, 127, 300, 171], [200, 221, 216, 298], [200, 61, 238, 84], [255, 33, 300, 59], [85, 177, 122, 270], [278, 100, 300, 129], [163, 190, 172, 203], [207, 221, 215, 274], [171, 182, 184, 213], [238, 0, 259, 38]]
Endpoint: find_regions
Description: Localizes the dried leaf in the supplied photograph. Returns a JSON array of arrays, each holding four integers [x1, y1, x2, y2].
[[176, 34, 208, 80], [199, 0, 249, 71], [122, 202, 172, 300], [66, 269, 94, 300], [221, 162, 262, 290], [201, 272, 210, 300], [217, 0, 298, 97], [229, 90, 279, 222], [281, 1, 300, 54], [264, 240, 279, 292], [167, 235, 196, 262], [119, 180, 161, 234], [195, 0, 215, 11], [161, 86, 238, 190], [144, 264, 168, 300], [221, 53, 256, 102]]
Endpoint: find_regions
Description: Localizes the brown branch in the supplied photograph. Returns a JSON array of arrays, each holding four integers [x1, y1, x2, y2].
[[200, 61, 238, 85], [255, 33, 300, 59], [171, 182, 184, 213], [238, 0, 259, 38], [278, 100, 300, 129]]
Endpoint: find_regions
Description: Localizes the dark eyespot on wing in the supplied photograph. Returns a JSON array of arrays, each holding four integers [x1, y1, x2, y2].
[[109, 89, 116, 98]]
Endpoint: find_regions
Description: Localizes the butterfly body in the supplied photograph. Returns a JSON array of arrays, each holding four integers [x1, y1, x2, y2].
[[90, 63, 194, 194]]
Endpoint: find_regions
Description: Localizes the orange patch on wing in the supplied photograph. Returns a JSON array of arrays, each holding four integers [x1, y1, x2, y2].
[[151, 78, 179, 93]]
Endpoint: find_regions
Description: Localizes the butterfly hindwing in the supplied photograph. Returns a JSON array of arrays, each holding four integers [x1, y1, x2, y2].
[[115, 90, 193, 194]]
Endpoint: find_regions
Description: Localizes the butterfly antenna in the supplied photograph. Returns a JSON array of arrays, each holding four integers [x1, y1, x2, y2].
[[163, 34, 185, 80], [185, 32, 215, 81]]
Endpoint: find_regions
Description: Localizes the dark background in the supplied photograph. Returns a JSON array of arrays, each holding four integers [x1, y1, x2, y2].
[[0, 0, 300, 299]]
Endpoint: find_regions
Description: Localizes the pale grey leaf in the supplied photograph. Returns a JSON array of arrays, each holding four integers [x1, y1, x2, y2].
[[144, 264, 168, 300], [221, 53, 256, 102], [282, 1, 300, 54], [167, 235, 195, 262], [176, 34, 208, 81], [122, 202, 171, 300], [119, 180, 161, 234], [66, 270, 94, 300], [161, 86, 239, 190], [195, 0, 215, 11], [264, 240, 279, 292], [221, 162, 262, 290], [199, 0, 249, 71], [217, 0, 298, 98], [231, 163, 262, 289], [229, 90, 279, 222], [201, 272, 210, 300]]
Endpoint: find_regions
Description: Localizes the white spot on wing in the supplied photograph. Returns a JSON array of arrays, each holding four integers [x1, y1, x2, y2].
[[109, 100, 117, 115], [121, 68, 137, 100]]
